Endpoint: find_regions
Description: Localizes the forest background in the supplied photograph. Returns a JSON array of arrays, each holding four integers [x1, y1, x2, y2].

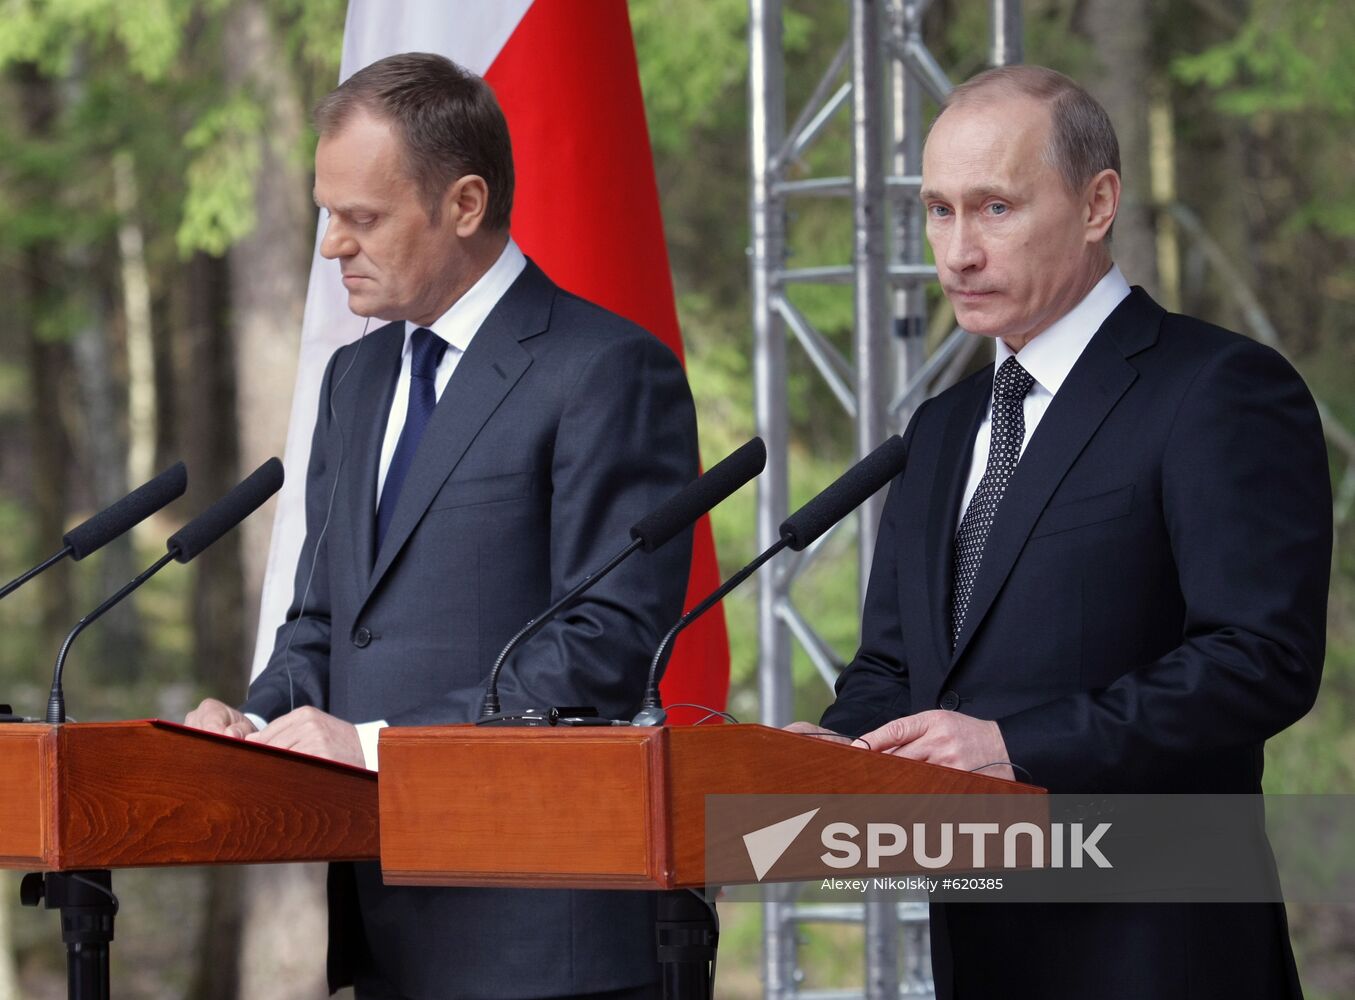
[[0, 0, 1352, 997]]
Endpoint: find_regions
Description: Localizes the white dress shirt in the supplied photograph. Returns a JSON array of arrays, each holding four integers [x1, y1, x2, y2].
[[374, 240, 527, 507], [957, 265, 1131, 523], [248, 239, 527, 769]]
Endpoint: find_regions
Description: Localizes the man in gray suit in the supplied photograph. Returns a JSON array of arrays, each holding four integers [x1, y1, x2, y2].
[[186, 53, 696, 999]]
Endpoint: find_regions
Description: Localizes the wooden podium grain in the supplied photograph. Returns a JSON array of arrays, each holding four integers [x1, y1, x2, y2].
[[0, 719, 378, 872], [378, 723, 1045, 890]]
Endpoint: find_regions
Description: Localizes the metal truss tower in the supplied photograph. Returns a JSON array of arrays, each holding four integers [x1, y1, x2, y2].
[[747, 1, 1022, 996]]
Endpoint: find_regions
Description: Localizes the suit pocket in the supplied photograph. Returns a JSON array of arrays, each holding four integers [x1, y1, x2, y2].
[[1030, 484, 1135, 539], [428, 471, 532, 510]]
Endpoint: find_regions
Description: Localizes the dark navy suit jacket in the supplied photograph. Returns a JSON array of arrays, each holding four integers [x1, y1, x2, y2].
[[244, 260, 698, 998], [823, 288, 1331, 999]]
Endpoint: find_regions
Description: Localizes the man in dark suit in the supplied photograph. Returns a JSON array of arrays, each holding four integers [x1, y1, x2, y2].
[[186, 53, 695, 999], [791, 65, 1330, 998]]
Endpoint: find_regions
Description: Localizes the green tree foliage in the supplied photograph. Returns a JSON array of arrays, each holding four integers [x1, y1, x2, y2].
[[1175, 0, 1355, 239], [0, 0, 343, 263]]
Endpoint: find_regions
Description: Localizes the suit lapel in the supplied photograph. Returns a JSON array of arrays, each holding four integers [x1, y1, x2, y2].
[[947, 289, 1162, 668], [924, 373, 990, 670], [364, 262, 552, 602], [337, 323, 403, 583]]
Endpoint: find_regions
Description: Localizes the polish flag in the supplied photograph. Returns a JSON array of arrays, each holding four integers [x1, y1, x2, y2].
[[252, 0, 730, 722]]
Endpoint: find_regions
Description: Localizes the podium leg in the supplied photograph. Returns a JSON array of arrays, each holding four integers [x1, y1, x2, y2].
[[656, 889, 718, 1000], [20, 869, 117, 1000]]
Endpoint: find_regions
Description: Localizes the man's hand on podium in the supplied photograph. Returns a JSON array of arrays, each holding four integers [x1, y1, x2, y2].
[[784, 715, 1016, 781], [185, 698, 257, 738], [245, 706, 365, 769], [860, 711, 1015, 780]]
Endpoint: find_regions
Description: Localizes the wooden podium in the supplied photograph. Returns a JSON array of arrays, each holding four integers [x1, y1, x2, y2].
[[0, 719, 378, 872], [0, 719, 377, 1000], [377, 723, 1045, 891], [377, 723, 1044, 999]]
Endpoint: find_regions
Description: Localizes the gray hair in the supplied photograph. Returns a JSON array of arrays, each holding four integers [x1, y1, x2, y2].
[[936, 65, 1120, 198]]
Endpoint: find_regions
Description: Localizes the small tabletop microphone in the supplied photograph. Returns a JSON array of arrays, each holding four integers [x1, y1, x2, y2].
[[477, 438, 767, 723], [634, 435, 908, 726], [0, 462, 187, 602], [45, 459, 283, 725]]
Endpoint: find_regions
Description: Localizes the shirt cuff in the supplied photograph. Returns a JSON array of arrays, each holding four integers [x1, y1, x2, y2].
[[354, 720, 388, 771], [243, 712, 267, 734]]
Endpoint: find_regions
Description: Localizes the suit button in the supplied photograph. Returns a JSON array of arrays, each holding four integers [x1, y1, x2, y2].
[[939, 690, 960, 711], [353, 626, 372, 648]]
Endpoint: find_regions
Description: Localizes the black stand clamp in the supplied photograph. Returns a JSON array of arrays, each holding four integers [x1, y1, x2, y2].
[[657, 889, 719, 1000], [20, 869, 118, 1000]]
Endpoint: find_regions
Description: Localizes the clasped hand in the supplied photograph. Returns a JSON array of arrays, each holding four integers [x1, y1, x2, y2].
[[184, 698, 365, 768]]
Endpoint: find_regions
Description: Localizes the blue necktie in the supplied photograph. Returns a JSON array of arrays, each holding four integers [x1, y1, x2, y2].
[[376, 327, 448, 550]]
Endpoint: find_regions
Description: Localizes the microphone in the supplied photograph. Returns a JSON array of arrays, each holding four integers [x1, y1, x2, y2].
[[46, 458, 284, 725], [0, 462, 188, 602], [633, 434, 908, 726], [629, 438, 767, 552], [166, 458, 285, 562], [778, 434, 910, 550], [478, 437, 767, 722]]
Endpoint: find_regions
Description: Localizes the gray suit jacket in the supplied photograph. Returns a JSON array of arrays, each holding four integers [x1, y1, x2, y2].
[[244, 260, 698, 998]]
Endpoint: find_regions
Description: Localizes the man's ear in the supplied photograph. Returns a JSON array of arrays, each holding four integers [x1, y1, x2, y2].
[[1084, 168, 1120, 245], [442, 174, 491, 237]]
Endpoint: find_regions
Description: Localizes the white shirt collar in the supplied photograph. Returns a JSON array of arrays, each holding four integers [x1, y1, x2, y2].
[[994, 264, 1131, 396], [403, 238, 527, 353]]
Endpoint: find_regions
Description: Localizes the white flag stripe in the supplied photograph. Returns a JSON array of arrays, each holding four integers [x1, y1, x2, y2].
[[249, 0, 535, 680], [339, 0, 533, 80]]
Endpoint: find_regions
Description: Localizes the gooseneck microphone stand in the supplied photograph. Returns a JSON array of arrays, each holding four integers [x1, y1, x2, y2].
[[47, 551, 175, 725], [22, 553, 174, 1000], [22, 556, 175, 1000], [17, 458, 282, 1000]]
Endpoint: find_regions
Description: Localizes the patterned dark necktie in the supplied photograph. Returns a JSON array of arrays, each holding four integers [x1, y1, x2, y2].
[[375, 326, 448, 550], [949, 356, 1036, 647]]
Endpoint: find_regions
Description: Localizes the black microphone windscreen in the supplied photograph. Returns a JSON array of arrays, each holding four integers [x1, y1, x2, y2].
[[630, 437, 766, 552], [779, 435, 907, 551], [63, 462, 189, 561], [167, 458, 284, 564]]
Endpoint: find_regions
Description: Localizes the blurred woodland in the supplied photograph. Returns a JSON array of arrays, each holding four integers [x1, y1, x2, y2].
[[0, 0, 1352, 996]]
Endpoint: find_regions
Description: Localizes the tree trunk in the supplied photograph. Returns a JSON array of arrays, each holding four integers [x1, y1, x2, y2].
[[1171, 8, 1253, 334], [1075, 0, 1160, 294], [225, 0, 311, 638], [178, 249, 247, 1000], [224, 3, 329, 997], [0, 873, 18, 1000], [114, 150, 159, 491], [240, 863, 334, 1000], [16, 66, 75, 661], [68, 243, 142, 679]]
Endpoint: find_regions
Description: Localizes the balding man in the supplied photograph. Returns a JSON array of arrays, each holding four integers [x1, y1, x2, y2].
[[793, 66, 1329, 999]]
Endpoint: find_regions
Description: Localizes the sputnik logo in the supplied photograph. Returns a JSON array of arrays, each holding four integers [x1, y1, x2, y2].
[[742, 808, 820, 881]]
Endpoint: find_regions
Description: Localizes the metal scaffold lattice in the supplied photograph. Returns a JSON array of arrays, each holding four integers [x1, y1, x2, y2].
[[747, 1, 1021, 997], [745, 2, 1355, 998]]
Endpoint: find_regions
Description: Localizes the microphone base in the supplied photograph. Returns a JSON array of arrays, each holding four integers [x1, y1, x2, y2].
[[631, 706, 668, 728], [476, 706, 628, 727], [477, 708, 558, 727]]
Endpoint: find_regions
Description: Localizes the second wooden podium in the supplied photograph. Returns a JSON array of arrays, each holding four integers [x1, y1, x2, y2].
[[377, 722, 1044, 891]]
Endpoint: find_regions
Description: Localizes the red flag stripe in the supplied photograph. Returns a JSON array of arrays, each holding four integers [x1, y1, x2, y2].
[[485, 0, 729, 720]]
